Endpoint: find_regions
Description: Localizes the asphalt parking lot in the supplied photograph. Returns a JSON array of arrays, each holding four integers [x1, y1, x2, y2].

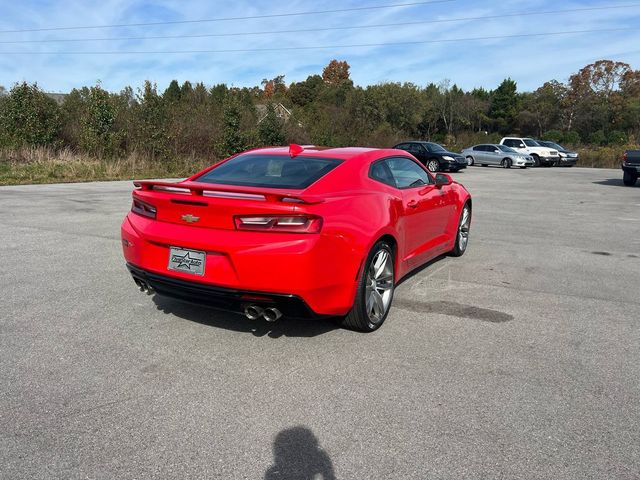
[[1, 166, 639, 479]]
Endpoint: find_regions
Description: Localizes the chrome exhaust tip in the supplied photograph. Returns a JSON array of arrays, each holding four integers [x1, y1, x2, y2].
[[244, 305, 264, 321], [134, 279, 154, 295], [263, 307, 282, 323]]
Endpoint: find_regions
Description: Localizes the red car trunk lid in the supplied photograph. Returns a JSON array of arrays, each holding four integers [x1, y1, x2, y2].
[[132, 180, 321, 230]]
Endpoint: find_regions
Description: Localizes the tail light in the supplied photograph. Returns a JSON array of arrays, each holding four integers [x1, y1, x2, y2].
[[623, 152, 628, 164], [131, 198, 157, 219], [234, 215, 322, 233]]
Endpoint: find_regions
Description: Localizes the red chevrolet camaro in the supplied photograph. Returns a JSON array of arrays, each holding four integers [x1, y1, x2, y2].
[[121, 145, 472, 332]]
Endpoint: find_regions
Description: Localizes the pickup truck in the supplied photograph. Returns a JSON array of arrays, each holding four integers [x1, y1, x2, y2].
[[622, 150, 640, 186]]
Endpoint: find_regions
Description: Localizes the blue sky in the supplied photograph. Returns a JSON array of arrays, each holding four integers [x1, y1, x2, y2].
[[1, 0, 639, 94]]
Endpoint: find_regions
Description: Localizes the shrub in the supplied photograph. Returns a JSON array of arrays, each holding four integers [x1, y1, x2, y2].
[[589, 130, 606, 146], [606, 130, 627, 145], [543, 130, 563, 142], [562, 131, 581, 146], [0, 82, 61, 148]]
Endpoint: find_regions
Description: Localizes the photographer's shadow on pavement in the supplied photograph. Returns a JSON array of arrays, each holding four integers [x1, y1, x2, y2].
[[151, 295, 339, 338], [264, 426, 336, 480]]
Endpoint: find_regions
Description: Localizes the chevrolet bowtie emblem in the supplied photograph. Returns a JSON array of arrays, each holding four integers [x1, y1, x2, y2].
[[181, 214, 200, 223]]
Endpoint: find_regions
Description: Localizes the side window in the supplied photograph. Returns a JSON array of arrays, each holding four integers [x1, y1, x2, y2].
[[504, 139, 516, 147], [369, 160, 396, 187], [409, 143, 424, 155], [473, 145, 482, 151], [385, 157, 432, 189], [395, 143, 408, 151]]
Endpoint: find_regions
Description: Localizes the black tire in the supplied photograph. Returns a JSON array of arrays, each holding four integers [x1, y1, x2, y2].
[[623, 170, 638, 186], [501, 158, 512, 169], [531, 154, 540, 167], [466, 156, 474, 166], [519, 166, 527, 169], [481, 164, 488, 167], [427, 159, 440, 173], [342, 241, 395, 332], [449, 203, 471, 257]]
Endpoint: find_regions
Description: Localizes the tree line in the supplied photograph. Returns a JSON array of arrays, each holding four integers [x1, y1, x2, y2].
[[1, 58, 638, 163]]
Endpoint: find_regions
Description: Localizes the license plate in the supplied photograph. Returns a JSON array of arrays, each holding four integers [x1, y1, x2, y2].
[[168, 247, 206, 276]]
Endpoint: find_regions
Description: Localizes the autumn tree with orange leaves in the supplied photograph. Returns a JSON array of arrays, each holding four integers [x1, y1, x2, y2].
[[322, 60, 351, 86]]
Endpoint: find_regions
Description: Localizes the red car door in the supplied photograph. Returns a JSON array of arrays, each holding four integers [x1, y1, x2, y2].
[[385, 157, 450, 267]]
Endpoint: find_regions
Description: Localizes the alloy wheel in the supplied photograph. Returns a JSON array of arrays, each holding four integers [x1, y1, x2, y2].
[[427, 160, 439, 172], [458, 206, 471, 252], [365, 249, 394, 324]]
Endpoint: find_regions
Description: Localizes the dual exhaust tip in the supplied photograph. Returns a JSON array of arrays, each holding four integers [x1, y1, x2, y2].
[[133, 278, 281, 322], [244, 305, 283, 322], [134, 278, 154, 295]]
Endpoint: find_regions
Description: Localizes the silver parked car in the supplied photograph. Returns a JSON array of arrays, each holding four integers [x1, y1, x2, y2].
[[462, 144, 535, 169]]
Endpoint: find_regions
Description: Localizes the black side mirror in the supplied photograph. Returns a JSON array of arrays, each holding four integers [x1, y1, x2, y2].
[[435, 173, 453, 186]]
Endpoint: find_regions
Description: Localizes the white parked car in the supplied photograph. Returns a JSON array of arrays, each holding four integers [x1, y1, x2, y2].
[[461, 144, 534, 169], [500, 137, 559, 167]]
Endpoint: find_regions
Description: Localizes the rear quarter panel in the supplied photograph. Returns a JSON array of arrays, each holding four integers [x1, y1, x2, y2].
[[298, 160, 404, 308]]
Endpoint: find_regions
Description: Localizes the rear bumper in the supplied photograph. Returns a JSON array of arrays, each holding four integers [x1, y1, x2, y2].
[[121, 213, 360, 316], [622, 164, 640, 174], [127, 263, 322, 319]]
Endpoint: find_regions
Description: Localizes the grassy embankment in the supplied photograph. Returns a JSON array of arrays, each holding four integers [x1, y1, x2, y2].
[[0, 144, 629, 186], [0, 148, 212, 185]]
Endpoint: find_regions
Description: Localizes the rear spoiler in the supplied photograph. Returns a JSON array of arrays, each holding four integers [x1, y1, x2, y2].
[[133, 180, 325, 205]]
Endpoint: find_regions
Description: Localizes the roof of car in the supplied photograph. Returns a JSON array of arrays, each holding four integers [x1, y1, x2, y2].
[[247, 145, 382, 161]]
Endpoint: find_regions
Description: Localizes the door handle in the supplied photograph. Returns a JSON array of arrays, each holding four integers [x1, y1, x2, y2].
[[407, 200, 418, 209]]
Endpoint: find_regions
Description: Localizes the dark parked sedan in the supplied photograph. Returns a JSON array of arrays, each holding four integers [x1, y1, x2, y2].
[[536, 140, 579, 167], [393, 141, 467, 172]]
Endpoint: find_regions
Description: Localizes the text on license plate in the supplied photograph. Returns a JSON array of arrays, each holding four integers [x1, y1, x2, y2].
[[168, 247, 206, 276]]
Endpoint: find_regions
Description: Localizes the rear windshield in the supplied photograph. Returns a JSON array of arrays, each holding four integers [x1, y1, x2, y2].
[[195, 154, 342, 189]]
